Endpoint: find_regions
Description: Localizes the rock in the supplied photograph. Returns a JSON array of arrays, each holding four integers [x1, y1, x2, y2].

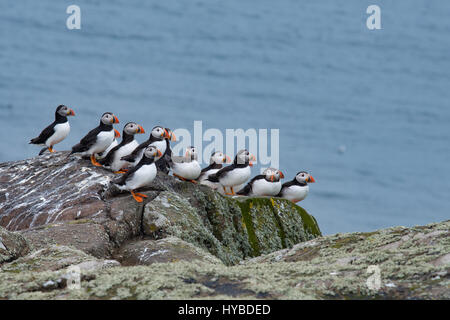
[[21, 221, 113, 258], [142, 189, 320, 265], [0, 245, 120, 273], [0, 220, 447, 299], [114, 237, 223, 266], [0, 227, 30, 264], [1, 152, 321, 265]]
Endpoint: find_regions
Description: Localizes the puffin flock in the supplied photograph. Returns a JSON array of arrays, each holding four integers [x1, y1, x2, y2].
[[29, 105, 315, 203]]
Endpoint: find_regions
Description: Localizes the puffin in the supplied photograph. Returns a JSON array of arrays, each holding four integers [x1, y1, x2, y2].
[[169, 146, 201, 182], [197, 151, 231, 189], [121, 126, 171, 166], [207, 149, 256, 195], [278, 171, 316, 203], [98, 122, 145, 173], [237, 167, 285, 197], [30, 105, 75, 155], [113, 145, 163, 203], [155, 128, 176, 174], [70, 112, 120, 166]]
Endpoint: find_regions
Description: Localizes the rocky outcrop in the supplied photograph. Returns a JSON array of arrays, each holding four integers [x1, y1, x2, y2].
[[0, 220, 448, 299], [0, 152, 320, 265], [1, 153, 447, 299]]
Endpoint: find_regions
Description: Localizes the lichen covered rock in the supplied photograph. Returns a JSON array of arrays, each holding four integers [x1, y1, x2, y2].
[[114, 237, 223, 266], [142, 188, 321, 265], [0, 227, 30, 265], [0, 220, 447, 299]]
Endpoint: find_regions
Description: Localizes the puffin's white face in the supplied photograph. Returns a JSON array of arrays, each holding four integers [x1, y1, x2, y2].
[[144, 146, 162, 159], [101, 113, 119, 125], [210, 151, 230, 165], [185, 146, 198, 160], [263, 168, 284, 182], [151, 126, 167, 139], [295, 172, 315, 184], [236, 149, 256, 165], [56, 105, 75, 117], [124, 122, 145, 135]]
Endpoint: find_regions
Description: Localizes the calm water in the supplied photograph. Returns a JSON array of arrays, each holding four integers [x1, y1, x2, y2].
[[1, 0, 449, 235]]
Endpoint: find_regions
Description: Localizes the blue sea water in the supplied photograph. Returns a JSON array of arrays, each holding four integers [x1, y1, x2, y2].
[[0, 0, 449, 235]]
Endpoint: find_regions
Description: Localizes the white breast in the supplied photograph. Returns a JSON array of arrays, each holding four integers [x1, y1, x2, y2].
[[46, 122, 70, 147], [219, 166, 251, 187], [97, 139, 118, 159], [281, 185, 309, 203], [172, 160, 201, 180], [124, 163, 157, 190], [110, 140, 139, 171], [251, 179, 282, 197], [89, 130, 115, 155]]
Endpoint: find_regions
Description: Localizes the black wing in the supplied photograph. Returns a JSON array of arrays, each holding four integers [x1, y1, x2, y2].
[[198, 164, 218, 181], [98, 143, 121, 166], [121, 140, 149, 162], [207, 165, 235, 182], [71, 126, 101, 153], [113, 163, 142, 186], [201, 164, 214, 174], [156, 144, 172, 174], [214, 165, 235, 179], [237, 175, 264, 196], [30, 122, 55, 145]]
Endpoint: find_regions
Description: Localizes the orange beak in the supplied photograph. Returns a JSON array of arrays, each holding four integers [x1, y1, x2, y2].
[[112, 115, 119, 124], [307, 176, 316, 183], [157, 149, 163, 157], [163, 129, 170, 139], [114, 129, 121, 138], [136, 125, 145, 134], [170, 132, 177, 142], [224, 155, 231, 163], [270, 175, 274, 182], [68, 109, 75, 116], [279, 171, 285, 179], [249, 154, 256, 166]]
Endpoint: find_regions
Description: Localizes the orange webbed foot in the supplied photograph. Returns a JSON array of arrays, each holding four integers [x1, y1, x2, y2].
[[173, 174, 187, 181], [90, 155, 102, 167], [131, 191, 144, 203], [135, 193, 148, 198]]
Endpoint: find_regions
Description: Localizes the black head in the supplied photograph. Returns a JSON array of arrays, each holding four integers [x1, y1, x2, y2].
[[295, 171, 316, 184], [55, 105, 75, 120], [100, 112, 119, 125], [234, 149, 256, 166]]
